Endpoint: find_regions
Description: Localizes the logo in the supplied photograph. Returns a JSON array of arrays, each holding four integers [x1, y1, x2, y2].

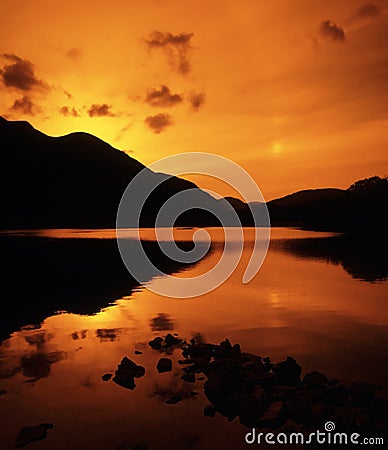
[[116, 152, 270, 298]]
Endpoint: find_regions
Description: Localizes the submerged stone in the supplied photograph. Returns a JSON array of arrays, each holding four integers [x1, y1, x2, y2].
[[15, 423, 53, 448], [165, 333, 181, 348], [181, 373, 195, 383], [148, 337, 163, 350], [112, 357, 145, 390], [157, 357, 172, 373], [302, 371, 328, 388]]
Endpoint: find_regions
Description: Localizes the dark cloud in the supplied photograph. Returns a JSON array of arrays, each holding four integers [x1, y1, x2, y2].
[[115, 122, 134, 143], [11, 96, 36, 115], [63, 89, 72, 99], [149, 313, 175, 331], [0, 54, 48, 91], [145, 113, 173, 133], [59, 106, 80, 117], [96, 328, 121, 342], [352, 3, 381, 21], [145, 31, 194, 75], [190, 92, 205, 111], [145, 85, 183, 108], [21, 351, 65, 381], [87, 103, 114, 117], [319, 20, 346, 42], [66, 47, 82, 61]]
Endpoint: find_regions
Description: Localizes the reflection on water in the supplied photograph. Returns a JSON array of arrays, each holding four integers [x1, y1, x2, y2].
[[274, 234, 388, 283], [0, 228, 387, 449]]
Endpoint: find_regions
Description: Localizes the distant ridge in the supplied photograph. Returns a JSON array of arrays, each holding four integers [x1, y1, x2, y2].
[[1, 116, 387, 231], [0, 116, 228, 228]]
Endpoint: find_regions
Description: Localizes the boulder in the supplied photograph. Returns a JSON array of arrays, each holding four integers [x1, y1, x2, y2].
[[15, 423, 53, 448], [157, 358, 172, 373], [302, 371, 328, 388]]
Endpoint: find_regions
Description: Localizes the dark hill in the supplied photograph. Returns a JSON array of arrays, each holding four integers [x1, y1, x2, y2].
[[266, 179, 388, 231], [1, 117, 386, 231], [0, 117, 227, 228]]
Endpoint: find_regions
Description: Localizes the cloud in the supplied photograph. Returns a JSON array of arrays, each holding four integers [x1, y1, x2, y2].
[[352, 3, 381, 21], [145, 85, 183, 107], [0, 54, 48, 91], [66, 47, 82, 62], [63, 89, 72, 99], [149, 313, 175, 331], [11, 96, 37, 115], [115, 122, 134, 143], [319, 20, 346, 42], [87, 103, 114, 117], [190, 92, 205, 111], [59, 106, 80, 117], [145, 31, 194, 75], [145, 113, 173, 133]]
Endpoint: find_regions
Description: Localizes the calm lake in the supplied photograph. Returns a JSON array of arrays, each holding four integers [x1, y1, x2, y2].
[[0, 228, 387, 449]]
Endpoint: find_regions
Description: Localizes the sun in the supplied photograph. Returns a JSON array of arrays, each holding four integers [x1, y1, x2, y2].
[[272, 142, 283, 155]]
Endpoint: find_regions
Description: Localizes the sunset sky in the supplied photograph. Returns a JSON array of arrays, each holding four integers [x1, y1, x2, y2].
[[1, 0, 387, 200]]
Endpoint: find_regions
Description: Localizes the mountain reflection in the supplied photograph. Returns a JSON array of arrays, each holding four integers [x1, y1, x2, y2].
[[0, 236, 207, 343], [273, 234, 388, 283]]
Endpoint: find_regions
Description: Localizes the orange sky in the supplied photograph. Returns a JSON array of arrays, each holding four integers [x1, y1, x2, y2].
[[1, 0, 387, 200]]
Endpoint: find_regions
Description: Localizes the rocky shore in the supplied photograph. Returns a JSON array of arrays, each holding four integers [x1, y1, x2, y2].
[[103, 334, 387, 439]]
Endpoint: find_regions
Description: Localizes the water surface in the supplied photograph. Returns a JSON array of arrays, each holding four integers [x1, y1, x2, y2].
[[0, 228, 387, 449]]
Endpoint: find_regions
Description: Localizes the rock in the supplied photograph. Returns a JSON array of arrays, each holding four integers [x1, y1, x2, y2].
[[178, 359, 194, 365], [251, 387, 265, 403], [285, 392, 314, 423], [330, 406, 368, 431], [165, 394, 182, 404], [215, 339, 233, 359], [273, 357, 302, 386], [192, 356, 211, 372], [0, 389, 6, 396], [181, 373, 195, 383], [102, 373, 112, 381], [258, 401, 284, 423], [157, 358, 172, 373], [134, 350, 142, 355], [187, 343, 216, 359], [148, 337, 163, 350], [117, 357, 145, 378], [204, 405, 216, 417], [113, 373, 136, 390], [204, 359, 242, 400], [340, 382, 383, 394], [112, 357, 145, 390], [15, 423, 53, 448], [302, 371, 328, 388], [310, 402, 330, 421], [239, 397, 266, 428], [165, 333, 181, 348]]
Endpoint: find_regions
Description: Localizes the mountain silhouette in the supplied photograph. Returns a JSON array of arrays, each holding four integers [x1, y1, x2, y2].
[[1, 116, 386, 230], [266, 178, 388, 230], [0, 116, 230, 228]]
